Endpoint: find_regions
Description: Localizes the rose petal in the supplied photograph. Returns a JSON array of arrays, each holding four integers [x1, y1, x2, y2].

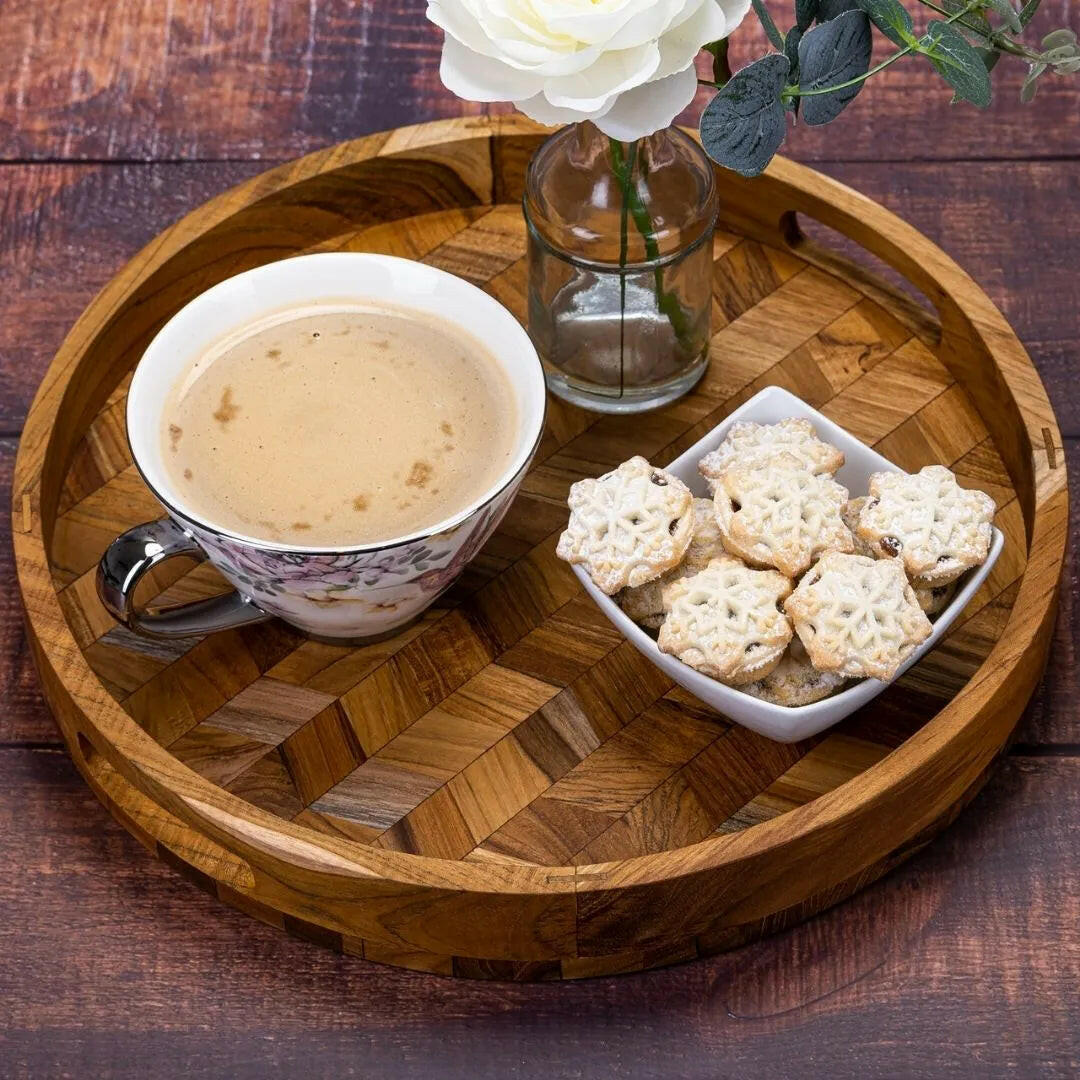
[[439, 36, 546, 100], [592, 65, 699, 140], [513, 90, 617, 128], [654, 0, 739, 80], [543, 43, 661, 112]]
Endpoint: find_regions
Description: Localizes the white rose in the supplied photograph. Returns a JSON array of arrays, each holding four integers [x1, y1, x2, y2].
[[427, 0, 751, 141]]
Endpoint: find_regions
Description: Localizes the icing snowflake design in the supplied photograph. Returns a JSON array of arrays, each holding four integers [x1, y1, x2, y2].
[[658, 556, 793, 685], [557, 456, 693, 595], [698, 418, 844, 488], [714, 453, 853, 578], [858, 465, 995, 584], [785, 552, 932, 681]]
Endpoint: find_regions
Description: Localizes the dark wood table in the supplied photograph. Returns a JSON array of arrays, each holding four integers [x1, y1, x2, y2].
[[1, 2, 1077, 1076]]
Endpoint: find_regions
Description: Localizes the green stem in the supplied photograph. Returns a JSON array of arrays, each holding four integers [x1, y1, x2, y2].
[[913, 0, 1042, 57], [782, 0, 979, 99], [607, 137, 696, 351]]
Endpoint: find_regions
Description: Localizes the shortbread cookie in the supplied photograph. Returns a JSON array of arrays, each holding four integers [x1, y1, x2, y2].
[[557, 456, 693, 595], [842, 496, 878, 559], [658, 556, 793, 686], [914, 579, 957, 617], [698, 418, 844, 488], [857, 465, 996, 585], [743, 637, 848, 706], [785, 552, 933, 682], [713, 453, 854, 578], [617, 498, 728, 627]]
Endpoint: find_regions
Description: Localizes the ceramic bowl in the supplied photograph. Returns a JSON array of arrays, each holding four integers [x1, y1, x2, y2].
[[571, 385, 1004, 742]]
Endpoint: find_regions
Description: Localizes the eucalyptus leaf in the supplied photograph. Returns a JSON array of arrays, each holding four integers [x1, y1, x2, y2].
[[704, 39, 733, 85], [1042, 28, 1077, 47], [751, 0, 785, 48], [796, 0, 820, 31], [984, 0, 1022, 33], [699, 54, 791, 177], [1019, 0, 1042, 28], [977, 46, 1001, 73], [798, 9, 873, 124], [1055, 57, 1080, 72], [922, 20, 993, 106], [785, 26, 804, 73], [784, 26, 804, 113], [816, 0, 858, 21], [1043, 44, 1080, 61], [1020, 69, 1040, 100], [939, 0, 992, 43], [855, 0, 914, 46]]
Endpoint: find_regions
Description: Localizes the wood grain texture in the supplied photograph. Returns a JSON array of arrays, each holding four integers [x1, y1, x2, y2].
[[0, 0, 1077, 1062], [1, 745, 1078, 1078], [9, 119, 1069, 982], [2, 161, 1075, 439], [1, 0, 1077, 163]]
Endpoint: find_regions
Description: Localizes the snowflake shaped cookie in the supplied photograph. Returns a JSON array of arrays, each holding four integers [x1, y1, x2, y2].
[[856, 465, 996, 585], [784, 552, 932, 681], [556, 456, 693, 595], [658, 556, 793, 686], [841, 497, 878, 559], [698, 418, 844, 489], [713, 453, 854, 578], [743, 636, 848, 707], [617, 498, 728, 629]]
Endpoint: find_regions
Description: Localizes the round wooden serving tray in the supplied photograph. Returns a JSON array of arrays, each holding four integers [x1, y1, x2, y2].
[[14, 118, 1068, 980]]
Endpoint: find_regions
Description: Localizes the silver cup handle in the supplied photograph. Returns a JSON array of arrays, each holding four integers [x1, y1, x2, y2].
[[97, 517, 271, 639]]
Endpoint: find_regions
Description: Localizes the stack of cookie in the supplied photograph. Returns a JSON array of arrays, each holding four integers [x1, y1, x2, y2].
[[556, 421, 997, 707]]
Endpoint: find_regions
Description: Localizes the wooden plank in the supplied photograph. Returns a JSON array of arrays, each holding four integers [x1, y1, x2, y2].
[[1, 0, 1077, 162], [1, 746, 1078, 1075], [1, 161, 1076, 441]]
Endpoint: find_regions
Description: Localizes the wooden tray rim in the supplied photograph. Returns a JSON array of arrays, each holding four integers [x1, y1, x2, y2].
[[12, 116, 1069, 909]]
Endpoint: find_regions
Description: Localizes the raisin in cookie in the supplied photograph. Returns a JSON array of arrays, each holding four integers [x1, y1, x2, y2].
[[617, 498, 728, 628], [784, 552, 932, 682], [557, 456, 693, 595], [658, 556, 793, 686], [914, 579, 957, 616], [743, 636, 848, 706], [841, 496, 878, 559], [698, 418, 843, 489], [713, 453, 854, 578], [857, 465, 995, 585]]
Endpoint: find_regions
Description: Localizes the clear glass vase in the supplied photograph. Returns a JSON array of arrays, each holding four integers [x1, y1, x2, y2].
[[524, 121, 718, 414]]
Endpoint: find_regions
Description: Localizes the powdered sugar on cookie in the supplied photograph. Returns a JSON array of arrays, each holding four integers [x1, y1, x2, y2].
[[556, 456, 693, 595]]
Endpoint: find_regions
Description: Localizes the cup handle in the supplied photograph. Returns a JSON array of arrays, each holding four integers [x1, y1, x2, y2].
[[97, 517, 271, 639]]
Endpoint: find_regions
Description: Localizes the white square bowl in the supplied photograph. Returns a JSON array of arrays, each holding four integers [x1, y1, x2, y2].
[[571, 385, 1004, 743]]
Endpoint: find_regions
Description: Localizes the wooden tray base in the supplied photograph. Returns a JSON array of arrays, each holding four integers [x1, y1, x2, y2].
[[13, 118, 1067, 980]]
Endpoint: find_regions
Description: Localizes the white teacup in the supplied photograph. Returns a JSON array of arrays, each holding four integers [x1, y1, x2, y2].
[[98, 253, 546, 642]]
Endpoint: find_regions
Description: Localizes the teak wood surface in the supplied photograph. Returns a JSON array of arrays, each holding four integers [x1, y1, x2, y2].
[[2, 2, 1078, 1077]]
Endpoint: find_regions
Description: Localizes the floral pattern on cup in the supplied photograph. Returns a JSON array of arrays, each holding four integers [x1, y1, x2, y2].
[[179, 497, 508, 637]]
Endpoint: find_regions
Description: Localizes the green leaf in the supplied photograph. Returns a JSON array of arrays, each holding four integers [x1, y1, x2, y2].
[[1055, 57, 1080, 72], [921, 20, 993, 106], [855, 0, 914, 45], [797, 0, 820, 30], [785, 25, 805, 73], [817, 0, 858, 20], [751, 0, 786, 48], [1042, 29, 1078, 47], [798, 9, 873, 124], [984, 0, 1022, 33], [939, 0, 992, 41], [1019, 0, 1041, 27], [699, 54, 791, 177], [784, 26, 804, 112], [1044, 43, 1080, 61], [704, 39, 733, 85]]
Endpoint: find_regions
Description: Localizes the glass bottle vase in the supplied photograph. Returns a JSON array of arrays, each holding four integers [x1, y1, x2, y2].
[[523, 121, 718, 414]]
